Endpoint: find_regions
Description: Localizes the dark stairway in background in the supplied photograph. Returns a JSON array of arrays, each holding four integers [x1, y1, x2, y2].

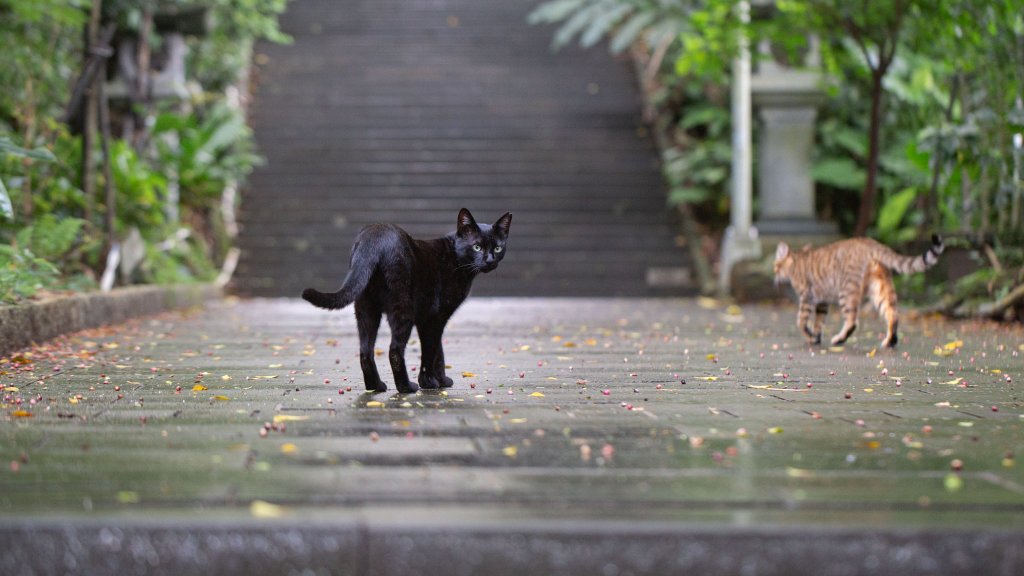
[[234, 0, 693, 297]]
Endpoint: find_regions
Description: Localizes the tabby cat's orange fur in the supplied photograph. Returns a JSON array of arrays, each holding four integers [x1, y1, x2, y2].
[[773, 235, 943, 348]]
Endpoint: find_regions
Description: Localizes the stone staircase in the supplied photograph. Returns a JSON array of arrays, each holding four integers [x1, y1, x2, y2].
[[235, 0, 692, 297]]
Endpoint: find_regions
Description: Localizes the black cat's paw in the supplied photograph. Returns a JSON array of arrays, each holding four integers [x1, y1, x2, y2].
[[364, 379, 388, 393], [440, 376, 454, 388], [417, 372, 441, 390], [395, 378, 419, 394]]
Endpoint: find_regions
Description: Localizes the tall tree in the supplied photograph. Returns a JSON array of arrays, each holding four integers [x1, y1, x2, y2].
[[801, 0, 911, 236]]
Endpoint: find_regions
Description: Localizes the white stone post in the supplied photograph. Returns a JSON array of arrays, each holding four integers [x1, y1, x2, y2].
[[719, 1, 761, 295]]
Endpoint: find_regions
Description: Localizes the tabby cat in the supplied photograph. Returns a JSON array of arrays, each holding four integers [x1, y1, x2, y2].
[[302, 208, 512, 393], [773, 235, 943, 348]]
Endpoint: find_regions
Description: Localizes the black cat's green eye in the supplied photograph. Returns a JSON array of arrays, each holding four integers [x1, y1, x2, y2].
[[494, 246, 503, 253], [473, 244, 482, 252]]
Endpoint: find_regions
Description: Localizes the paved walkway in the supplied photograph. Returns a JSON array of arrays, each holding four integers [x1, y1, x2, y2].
[[2, 297, 1023, 574]]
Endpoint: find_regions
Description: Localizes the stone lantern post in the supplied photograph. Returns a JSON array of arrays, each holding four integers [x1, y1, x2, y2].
[[720, 2, 836, 296], [751, 36, 836, 240]]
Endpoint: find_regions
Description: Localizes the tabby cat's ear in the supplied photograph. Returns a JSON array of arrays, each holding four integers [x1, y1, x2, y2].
[[494, 212, 512, 238], [775, 242, 790, 261], [457, 208, 478, 236]]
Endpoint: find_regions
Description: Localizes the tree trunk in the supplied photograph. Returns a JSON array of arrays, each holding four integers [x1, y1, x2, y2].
[[855, 69, 885, 236]]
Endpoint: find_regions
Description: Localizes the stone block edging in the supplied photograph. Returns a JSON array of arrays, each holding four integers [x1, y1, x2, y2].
[[0, 284, 221, 357]]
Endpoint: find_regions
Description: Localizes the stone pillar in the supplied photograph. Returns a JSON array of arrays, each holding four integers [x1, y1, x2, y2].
[[750, 45, 836, 239], [755, 106, 833, 235], [718, 1, 762, 295]]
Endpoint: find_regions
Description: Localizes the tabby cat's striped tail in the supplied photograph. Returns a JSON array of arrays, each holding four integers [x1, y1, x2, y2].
[[881, 234, 944, 275]]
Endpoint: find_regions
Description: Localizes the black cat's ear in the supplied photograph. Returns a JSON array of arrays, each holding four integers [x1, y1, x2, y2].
[[457, 208, 478, 236], [494, 212, 512, 238]]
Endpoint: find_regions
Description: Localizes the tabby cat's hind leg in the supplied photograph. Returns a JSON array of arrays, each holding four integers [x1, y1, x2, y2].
[[830, 291, 861, 346], [797, 296, 818, 344], [867, 261, 899, 348], [812, 303, 828, 345]]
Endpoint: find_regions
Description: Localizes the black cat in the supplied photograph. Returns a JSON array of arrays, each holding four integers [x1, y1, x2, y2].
[[302, 208, 512, 393]]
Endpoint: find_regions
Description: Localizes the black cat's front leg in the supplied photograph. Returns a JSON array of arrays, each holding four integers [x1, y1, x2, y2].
[[434, 340, 453, 388], [387, 310, 417, 394], [416, 323, 448, 390]]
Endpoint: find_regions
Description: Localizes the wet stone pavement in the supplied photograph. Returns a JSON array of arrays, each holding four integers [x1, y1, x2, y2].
[[1, 297, 1023, 575]]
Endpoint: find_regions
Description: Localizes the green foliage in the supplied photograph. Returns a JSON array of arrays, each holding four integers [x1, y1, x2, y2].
[[0, 136, 57, 221], [15, 213, 84, 262], [811, 158, 864, 191], [0, 244, 59, 303], [664, 103, 732, 209], [875, 187, 919, 244], [191, 0, 292, 91], [528, 0, 698, 54], [109, 141, 169, 235], [153, 103, 261, 206], [140, 236, 218, 285], [673, 0, 739, 83], [0, 0, 289, 303]]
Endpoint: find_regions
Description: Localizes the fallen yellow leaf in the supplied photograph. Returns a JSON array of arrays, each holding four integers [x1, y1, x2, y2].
[[461, 372, 476, 378], [116, 491, 139, 504], [280, 443, 298, 454], [365, 401, 384, 408], [11, 410, 33, 418], [273, 414, 309, 423], [502, 445, 518, 457], [250, 500, 287, 518], [212, 395, 230, 401], [192, 384, 208, 391], [697, 296, 721, 310], [786, 467, 814, 478], [530, 392, 545, 397]]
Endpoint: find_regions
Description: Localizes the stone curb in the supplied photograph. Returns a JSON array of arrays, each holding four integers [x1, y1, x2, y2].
[[0, 284, 221, 357], [0, 519, 1020, 576]]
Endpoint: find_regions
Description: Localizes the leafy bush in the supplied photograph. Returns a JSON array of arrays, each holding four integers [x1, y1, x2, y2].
[[15, 213, 84, 262], [153, 102, 261, 207], [0, 0, 290, 303], [0, 244, 60, 303]]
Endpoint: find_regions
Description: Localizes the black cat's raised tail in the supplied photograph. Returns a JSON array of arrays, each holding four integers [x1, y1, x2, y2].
[[301, 243, 376, 310]]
